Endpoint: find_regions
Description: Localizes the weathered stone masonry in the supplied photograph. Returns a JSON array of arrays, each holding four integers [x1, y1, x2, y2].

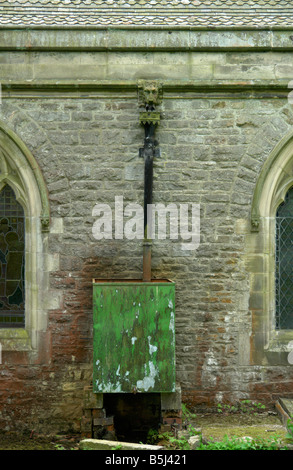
[[1, 3, 293, 432]]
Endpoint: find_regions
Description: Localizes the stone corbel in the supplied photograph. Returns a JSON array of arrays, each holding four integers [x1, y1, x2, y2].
[[251, 213, 260, 232], [139, 111, 161, 126], [41, 214, 50, 232]]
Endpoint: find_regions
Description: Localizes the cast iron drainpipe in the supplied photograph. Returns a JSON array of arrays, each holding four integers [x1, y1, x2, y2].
[[140, 121, 160, 282]]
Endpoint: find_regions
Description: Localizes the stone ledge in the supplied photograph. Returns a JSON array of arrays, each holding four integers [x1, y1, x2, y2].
[[79, 438, 165, 451], [0, 328, 32, 351], [0, 28, 293, 52], [1, 79, 291, 98]]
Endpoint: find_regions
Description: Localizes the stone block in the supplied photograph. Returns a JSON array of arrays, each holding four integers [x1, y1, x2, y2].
[[92, 408, 106, 420], [79, 438, 164, 451], [188, 435, 201, 450], [275, 64, 293, 79], [93, 416, 114, 427], [161, 385, 182, 411], [244, 255, 265, 273], [80, 416, 92, 437], [83, 386, 103, 409]]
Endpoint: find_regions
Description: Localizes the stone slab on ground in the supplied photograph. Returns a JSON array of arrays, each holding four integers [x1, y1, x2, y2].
[[276, 398, 293, 429], [79, 439, 165, 451], [278, 398, 293, 419]]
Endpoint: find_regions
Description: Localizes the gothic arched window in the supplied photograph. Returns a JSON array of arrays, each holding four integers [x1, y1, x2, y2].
[[0, 185, 25, 328], [249, 128, 293, 365], [0, 120, 50, 353], [275, 187, 293, 330]]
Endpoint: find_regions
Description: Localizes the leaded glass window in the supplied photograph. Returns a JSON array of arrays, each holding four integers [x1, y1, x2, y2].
[[0, 185, 25, 328], [276, 187, 293, 329]]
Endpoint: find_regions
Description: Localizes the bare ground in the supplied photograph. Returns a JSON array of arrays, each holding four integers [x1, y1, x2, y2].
[[0, 411, 289, 450], [0, 431, 81, 450], [194, 410, 288, 444]]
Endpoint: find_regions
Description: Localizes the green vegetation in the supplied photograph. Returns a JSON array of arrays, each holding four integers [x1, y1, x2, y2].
[[147, 428, 193, 450], [197, 434, 285, 451], [54, 443, 66, 450], [147, 427, 286, 451], [182, 403, 197, 421], [217, 400, 266, 415], [147, 402, 290, 450], [286, 419, 293, 440]]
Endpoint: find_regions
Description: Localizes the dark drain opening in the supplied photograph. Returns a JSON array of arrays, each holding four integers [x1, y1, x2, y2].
[[104, 393, 161, 443]]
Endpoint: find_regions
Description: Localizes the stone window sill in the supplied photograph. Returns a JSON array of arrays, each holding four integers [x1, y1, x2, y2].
[[264, 330, 293, 365], [266, 330, 293, 351], [0, 328, 32, 351]]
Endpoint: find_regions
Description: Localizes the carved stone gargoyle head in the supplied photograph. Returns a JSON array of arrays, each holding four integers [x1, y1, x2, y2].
[[138, 80, 163, 111]]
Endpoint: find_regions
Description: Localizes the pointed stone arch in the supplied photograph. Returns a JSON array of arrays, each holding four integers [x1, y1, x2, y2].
[[248, 128, 293, 365], [0, 121, 50, 351], [0, 120, 50, 230], [251, 128, 293, 232]]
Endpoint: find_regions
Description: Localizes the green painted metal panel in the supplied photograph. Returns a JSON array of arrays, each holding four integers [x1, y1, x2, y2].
[[93, 279, 175, 393]]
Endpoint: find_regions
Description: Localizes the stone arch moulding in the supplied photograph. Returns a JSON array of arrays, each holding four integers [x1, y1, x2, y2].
[[251, 128, 293, 233], [0, 120, 50, 353], [249, 127, 293, 366], [0, 121, 50, 231]]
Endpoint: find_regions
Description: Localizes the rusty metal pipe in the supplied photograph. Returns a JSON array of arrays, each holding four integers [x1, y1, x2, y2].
[[139, 109, 160, 282], [142, 123, 154, 282], [143, 241, 152, 282]]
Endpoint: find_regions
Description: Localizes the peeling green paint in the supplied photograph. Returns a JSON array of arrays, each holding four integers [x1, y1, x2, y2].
[[93, 279, 175, 393]]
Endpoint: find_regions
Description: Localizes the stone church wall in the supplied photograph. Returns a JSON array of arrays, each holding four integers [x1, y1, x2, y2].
[[1, 28, 293, 432]]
